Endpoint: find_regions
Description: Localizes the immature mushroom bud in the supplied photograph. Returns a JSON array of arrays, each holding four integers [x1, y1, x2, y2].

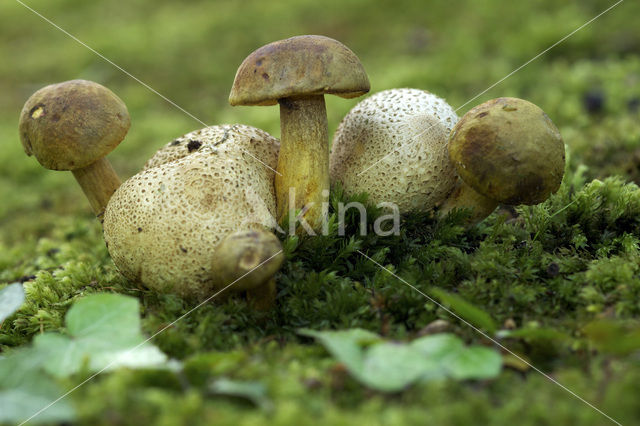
[[229, 35, 370, 233], [19, 80, 130, 220], [440, 97, 565, 222], [330, 88, 459, 212], [211, 229, 284, 311], [103, 125, 282, 305]]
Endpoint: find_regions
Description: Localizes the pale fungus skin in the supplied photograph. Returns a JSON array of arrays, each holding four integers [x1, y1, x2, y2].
[[330, 88, 459, 213], [103, 124, 280, 300]]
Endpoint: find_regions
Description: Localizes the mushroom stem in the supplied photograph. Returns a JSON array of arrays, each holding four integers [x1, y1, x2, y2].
[[72, 157, 121, 220], [276, 95, 329, 233], [438, 178, 498, 225], [246, 278, 276, 311]]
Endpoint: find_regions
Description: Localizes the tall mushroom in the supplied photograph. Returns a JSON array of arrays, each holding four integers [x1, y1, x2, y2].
[[439, 97, 565, 223], [229, 35, 370, 233], [103, 124, 284, 307], [19, 80, 130, 220]]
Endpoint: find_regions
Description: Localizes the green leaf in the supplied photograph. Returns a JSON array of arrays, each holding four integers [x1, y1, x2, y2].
[[299, 328, 381, 370], [445, 346, 502, 380], [429, 288, 497, 333], [411, 333, 465, 359], [0, 283, 25, 324], [209, 378, 272, 411], [0, 378, 75, 424], [0, 351, 74, 424], [302, 329, 503, 392], [358, 342, 438, 392], [66, 293, 141, 339], [34, 294, 167, 378]]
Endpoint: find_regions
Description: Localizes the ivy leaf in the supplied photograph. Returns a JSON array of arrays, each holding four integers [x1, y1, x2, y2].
[[0, 374, 75, 424], [411, 333, 465, 358], [411, 333, 465, 380], [302, 329, 502, 392], [34, 293, 167, 378], [0, 283, 25, 324], [445, 346, 502, 380], [0, 350, 74, 424], [299, 328, 381, 369], [358, 342, 438, 392], [411, 333, 502, 380], [65, 293, 140, 339]]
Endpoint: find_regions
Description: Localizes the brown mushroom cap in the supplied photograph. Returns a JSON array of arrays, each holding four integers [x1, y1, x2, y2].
[[229, 35, 370, 106], [103, 124, 279, 300], [19, 79, 130, 170], [330, 88, 459, 212], [448, 97, 565, 205]]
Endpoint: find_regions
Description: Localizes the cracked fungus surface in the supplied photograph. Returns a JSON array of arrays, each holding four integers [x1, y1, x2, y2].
[[330, 88, 459, 212], [103, 124, 280, 299]]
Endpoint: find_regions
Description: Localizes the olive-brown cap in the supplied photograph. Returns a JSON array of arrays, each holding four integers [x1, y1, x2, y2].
[[19, 79, 130, 170], [229, 35, 370, 106], [448, 97, 565, 205]]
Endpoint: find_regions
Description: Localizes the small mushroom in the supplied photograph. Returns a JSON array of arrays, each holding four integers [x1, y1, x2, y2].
[[103, 124, 283, 305], [439, 97, 565, 222], [229, 35, 370, 232], [19, 80, 130, 219], [330, 88, 459, 212], [211, 229, 284, 311]]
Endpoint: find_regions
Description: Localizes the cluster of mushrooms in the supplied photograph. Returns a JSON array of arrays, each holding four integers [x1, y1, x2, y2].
[[18, 35, 565, 309]]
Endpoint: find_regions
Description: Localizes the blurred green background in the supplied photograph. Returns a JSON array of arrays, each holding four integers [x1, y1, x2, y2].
[[1, 0, 640, 424], [1, 0, 638, 243]]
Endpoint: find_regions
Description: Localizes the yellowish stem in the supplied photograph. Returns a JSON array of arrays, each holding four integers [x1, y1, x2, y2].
[[72, 157, 121, 222], [276, 95, 329, 233]]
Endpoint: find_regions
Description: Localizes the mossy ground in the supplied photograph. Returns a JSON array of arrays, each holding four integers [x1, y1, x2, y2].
[[1, 0, 640, 424]]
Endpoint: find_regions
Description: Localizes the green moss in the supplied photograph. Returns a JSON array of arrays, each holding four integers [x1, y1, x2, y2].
[[2, 0, 640, 423]]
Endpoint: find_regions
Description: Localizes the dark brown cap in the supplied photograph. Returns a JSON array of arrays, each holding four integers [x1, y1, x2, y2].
[[19, 79, 130, 170], [229, 35, 370, 106]]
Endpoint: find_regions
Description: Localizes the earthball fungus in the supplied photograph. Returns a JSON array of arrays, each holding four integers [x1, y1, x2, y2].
[[229, 35, 370, 232], [330, 88, 459, 212], [440, 97, 565, 222], [103, 124, 284, 303], [19, 79, 129, 219]]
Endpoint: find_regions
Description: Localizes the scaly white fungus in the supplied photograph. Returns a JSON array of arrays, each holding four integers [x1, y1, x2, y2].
[[330, 88, 459, 212], [103, 124, 279, 300]]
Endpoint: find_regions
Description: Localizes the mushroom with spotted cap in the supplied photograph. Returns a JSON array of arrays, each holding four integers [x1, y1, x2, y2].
[[439, 97, 565, 223], [330, 88, 459, 213], [103, 124, 284, 306], [19, 79, 130, 220], [229, 35, 370, 232]]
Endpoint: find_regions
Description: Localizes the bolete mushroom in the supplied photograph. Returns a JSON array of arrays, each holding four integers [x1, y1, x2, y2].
[[229, 35, 370, 232], [103, 124, 284, 306], [19, 79, 130, 220], [439, 97, 565, 222], [330, 88, 459, 212]]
